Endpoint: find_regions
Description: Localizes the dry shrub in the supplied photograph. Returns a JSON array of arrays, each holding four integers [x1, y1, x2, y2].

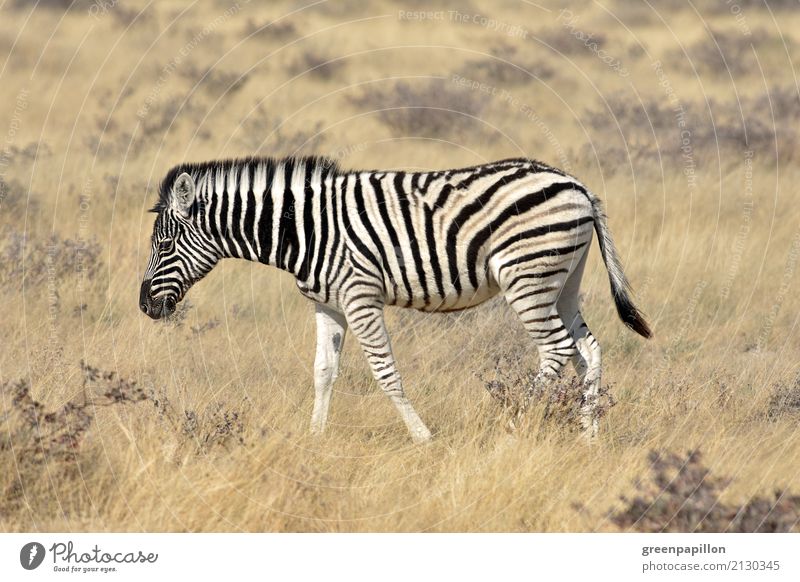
[[582, 85, 800, 175], [400, 0, 475, 9], [0, 362, 149, 514], [611, 1, 658, 25], [139, 97, 189, 139], [581, 91, 688, 176], [289, 50, 344, 80], [1, 141, 52, 165], [0, 177, 39, 221], [179, 63, 250, 97], [109, 5, 155, 28], [96, 93, 202, 148], [683, 29, 781, 75], [587, 91, 678, 135], [480, 350, 615, 432], [1, 361, 251, 516], [767, 376, 800, 421], [148, 385, 250, 456], [237, 105, 325, 155], [182, 402, 248, 453], [348, 79, 491, 140], [0, 229, 102, 290], [709, 86, 800, 159], [8, 0, 88, 10], [84, 130, 135, 159], [84, 113, 138, 158], [313, 0, 375, 17], [537, 27, 608, 56], [690, 0, 800, 11], [191, 318, 220, 335], [460, 44, 556, 86], [243, 18, 297, 42], [611, 450, 800, 532]]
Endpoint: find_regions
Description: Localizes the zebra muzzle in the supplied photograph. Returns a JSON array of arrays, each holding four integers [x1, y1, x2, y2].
[[139, 280, 177, 320]]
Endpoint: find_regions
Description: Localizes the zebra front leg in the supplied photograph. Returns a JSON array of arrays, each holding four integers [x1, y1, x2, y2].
[[310, 303, 348, 436], [344, 302, 432, 443]]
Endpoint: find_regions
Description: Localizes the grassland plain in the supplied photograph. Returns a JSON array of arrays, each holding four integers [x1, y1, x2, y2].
[[1, 0, 800, 532]]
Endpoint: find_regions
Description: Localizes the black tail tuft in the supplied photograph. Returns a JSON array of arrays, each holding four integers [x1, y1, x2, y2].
[[614, 292, 653, 339]]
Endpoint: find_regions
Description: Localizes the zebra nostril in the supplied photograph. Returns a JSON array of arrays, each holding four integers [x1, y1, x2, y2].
[[139, 280, 154, 316], [163, 296, 176, 317]]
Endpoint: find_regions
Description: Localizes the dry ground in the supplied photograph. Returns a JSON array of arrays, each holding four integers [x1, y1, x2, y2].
[[1, 0, 800, 532]]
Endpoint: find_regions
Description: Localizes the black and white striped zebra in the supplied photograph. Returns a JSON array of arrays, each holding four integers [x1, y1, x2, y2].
[[139, 156, 651, 442]]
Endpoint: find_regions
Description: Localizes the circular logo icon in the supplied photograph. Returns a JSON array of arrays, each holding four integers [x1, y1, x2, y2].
[[20, 542, 46, 570]]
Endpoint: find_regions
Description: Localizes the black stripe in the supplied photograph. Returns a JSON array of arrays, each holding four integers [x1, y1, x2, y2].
[[432, 183, 455, 210], [395, 173, 429, 306], [423, 205, 445, 300], [277, 159, 299, 270], [218, 170, 230, 244], [487, 215, 594, 263], [243, 164, 257, 258], [499, 241, 588, 275], [531, 326, 566, 339], [539, 331, 572, 346], [312, 168, 330, 294], [324, 177, 346, 302], [298, 162, 316, 280], [230, 168, 248, 258], [207, 181, 221, 247], [349, 175, 387, 278], [454, 162, 520, 191], [257, 162, 275, 264], [369, 174, 413, 303], [507, 268, 569, 289], [412, 172, 422, 193], [355, 175, 391, 290], [422, 172, 435, 192]]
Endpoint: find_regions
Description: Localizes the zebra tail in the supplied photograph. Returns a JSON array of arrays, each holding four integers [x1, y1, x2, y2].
[[589, 195, 653, 339]]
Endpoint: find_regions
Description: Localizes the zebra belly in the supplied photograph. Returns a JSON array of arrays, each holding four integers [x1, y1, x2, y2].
[[383, 251, 501, 311], [423, 281, 501, 312]]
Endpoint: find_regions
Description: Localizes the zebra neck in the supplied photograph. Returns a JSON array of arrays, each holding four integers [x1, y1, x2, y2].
[[199, 157, 335, 281]]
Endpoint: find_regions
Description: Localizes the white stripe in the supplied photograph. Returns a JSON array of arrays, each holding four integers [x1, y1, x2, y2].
[[269, 163, 285, 266], [252, 162, 267, 258], [291, 161, 307, 273]]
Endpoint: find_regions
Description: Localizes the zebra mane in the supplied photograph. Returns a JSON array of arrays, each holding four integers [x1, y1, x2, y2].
[[149, 155, 340, 213]]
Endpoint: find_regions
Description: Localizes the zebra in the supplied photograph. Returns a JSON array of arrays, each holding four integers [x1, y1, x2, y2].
[[139, 156, 651, 442]]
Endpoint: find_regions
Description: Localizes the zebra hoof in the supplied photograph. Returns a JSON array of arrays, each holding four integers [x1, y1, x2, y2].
[[411, 426, 433, 444], [579, 413, 599, 442]]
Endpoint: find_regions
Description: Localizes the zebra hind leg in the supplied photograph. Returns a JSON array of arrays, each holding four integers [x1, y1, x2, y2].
[[557, 250, 602, 438], [499, 268, 577, 407], [559, 307, 602, 438]]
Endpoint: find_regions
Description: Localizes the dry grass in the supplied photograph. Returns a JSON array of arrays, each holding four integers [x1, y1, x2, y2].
[[1, 0, 800, 532]]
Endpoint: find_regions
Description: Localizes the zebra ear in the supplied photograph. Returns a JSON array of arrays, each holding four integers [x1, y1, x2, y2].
[[173, 172, 196, 215]]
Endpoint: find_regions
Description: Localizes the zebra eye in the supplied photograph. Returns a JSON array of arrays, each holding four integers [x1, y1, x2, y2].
[[158, 239, 174, 254]]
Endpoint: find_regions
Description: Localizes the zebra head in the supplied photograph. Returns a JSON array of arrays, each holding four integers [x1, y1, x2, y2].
[[140, 171, 220, 319]]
